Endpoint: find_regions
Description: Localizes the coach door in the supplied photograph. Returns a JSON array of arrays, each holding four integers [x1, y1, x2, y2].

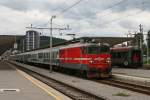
[[131, 50, 141, 64]]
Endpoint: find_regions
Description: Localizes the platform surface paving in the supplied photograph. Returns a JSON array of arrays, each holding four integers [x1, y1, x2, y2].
[[0, 61, 71, 100]]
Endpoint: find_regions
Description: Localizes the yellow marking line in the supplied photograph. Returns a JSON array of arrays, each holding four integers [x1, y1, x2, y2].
[[8, 63, 61, 100]]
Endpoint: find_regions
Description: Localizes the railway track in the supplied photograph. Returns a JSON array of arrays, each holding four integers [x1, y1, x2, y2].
[[10, 61, 150, 99], [97, 79, 150, 95], [12, 63, 105, 100]]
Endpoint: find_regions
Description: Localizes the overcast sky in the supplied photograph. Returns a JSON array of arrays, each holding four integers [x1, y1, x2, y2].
[[0, 0, 150, 39]]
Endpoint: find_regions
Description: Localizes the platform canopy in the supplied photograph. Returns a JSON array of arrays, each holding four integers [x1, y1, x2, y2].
[[0, 35, 23, 55], [0, 35, 134, 55], [79, 37, 134, 46], [56, 37, 134, 47]]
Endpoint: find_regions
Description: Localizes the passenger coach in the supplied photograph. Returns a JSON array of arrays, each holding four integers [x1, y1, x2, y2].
[[111, 46, 143, 67]]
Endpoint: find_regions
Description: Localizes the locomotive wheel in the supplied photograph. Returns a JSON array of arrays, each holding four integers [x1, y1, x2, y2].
[[123, 61, 129, 67], [82, 71, 88, 79]]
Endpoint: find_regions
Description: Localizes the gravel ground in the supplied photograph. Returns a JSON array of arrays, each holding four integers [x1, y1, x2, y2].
[[112, 68, 150, 78]]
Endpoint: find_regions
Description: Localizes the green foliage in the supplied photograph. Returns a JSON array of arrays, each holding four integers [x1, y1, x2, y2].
[[144, 59, 150, 64], [17, 36, 66, 52], [113, 92, 130, 97], [40, 36, 66, 48]]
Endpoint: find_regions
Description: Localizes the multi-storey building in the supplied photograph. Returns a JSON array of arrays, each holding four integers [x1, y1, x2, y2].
[[26, 30, 40, 51]]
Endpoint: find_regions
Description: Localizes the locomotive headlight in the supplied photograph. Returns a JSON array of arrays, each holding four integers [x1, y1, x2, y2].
[[106, 58, 111, 63], [89, 60, 94, 64]]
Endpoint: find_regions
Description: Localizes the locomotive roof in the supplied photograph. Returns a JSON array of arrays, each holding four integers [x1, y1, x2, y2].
[[60, 42, 100, 49]]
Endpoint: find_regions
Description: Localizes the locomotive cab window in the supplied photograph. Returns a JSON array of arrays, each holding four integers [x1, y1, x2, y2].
[[100, 45, 110, 53], [86, 45, 109, 54], [87, 46, 100, 54]]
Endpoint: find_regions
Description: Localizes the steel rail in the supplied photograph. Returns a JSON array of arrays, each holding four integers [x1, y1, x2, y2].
[[97, 79, 150, 95]]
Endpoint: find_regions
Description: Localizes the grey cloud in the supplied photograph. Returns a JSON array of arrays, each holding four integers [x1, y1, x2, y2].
[[0, 0, 66, 12], [110, 0, 150, 12], [0, 0, 150, 38], [119, 20, 138, 29]]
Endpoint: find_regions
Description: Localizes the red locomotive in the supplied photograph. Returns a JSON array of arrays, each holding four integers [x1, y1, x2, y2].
[[59, 43, 111, 78]]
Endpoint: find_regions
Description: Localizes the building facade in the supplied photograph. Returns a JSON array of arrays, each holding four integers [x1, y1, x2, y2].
[[26, 30, 40, 51]]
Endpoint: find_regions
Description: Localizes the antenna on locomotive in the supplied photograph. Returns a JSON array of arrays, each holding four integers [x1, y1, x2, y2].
[[98, 43, 101, 46]]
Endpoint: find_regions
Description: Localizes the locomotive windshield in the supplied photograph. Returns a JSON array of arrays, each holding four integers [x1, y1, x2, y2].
[[88, 46, 99, 54], [100, 45, 110, 53], [86, 45, 109, 54]]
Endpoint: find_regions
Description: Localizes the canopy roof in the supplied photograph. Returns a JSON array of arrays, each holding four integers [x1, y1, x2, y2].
[[0, 35, 23, 55], [0, 35, 134, 55]]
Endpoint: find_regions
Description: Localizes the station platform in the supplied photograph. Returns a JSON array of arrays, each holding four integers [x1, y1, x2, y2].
[[10, 61, 150, 100], [0, 61, 71, 100]]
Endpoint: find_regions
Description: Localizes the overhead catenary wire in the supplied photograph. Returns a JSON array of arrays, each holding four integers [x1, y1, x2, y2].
[[99, 1, 146, 26], [101, 0, 127, 12], [56, 0, 84, 16], [48, 0, 127, 32], [31, 0, 125, 30], [100, 9, 145, 26], [66, 1, 146, 37], [28, 0, 146, 38], [30, 0, 84, 29], [65, 0, 127, 26], [67, 0, 146, 30]]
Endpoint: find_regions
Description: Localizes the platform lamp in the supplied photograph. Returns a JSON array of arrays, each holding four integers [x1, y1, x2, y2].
[[49, 15, 56, 73]]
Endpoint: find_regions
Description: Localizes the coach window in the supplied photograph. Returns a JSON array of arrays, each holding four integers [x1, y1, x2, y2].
[[48, 53, 50, 59], [44, 53, 46, 58], [117, 52, 121, 58], [55, 52, 57, 59], [38, 53, 42, 58], [112, 52, 116, 58], [121, 52, 127, 58], [53, 52, 55, 59], [47, 53, 49, 58], [32, 54, 34, 58], [46, 53, 48, 58], [100, 45, 110, 53], [46, 53, 48, 59], [56, 52, 59, 59]]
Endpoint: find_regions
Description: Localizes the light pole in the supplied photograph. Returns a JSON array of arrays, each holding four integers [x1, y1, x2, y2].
[[49, 15, 56, 73], [147, 38, 149, 65]]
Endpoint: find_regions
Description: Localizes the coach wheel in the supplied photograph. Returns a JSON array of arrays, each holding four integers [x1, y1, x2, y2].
[[123, 61, 129, 67]]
